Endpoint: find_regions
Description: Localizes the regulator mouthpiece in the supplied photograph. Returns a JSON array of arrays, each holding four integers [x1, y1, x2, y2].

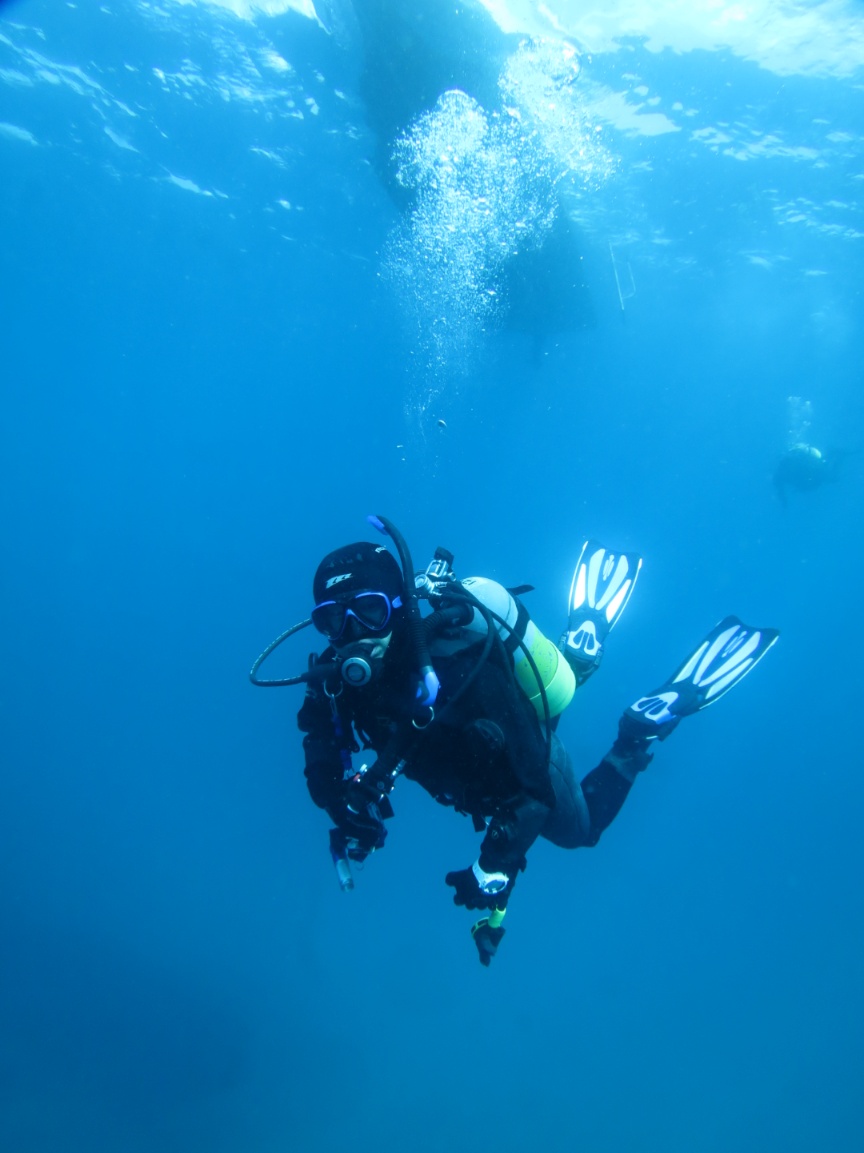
[[341, 654, 374, 687]]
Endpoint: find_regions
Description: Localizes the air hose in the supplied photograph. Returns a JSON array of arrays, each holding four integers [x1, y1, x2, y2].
[[368, 513, 440, 708]]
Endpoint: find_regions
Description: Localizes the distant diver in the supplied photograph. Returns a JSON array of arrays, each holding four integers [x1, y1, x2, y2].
[[773, 442, 838, 507], [773, 396, 854, 507], [251, 516, 779, 966]]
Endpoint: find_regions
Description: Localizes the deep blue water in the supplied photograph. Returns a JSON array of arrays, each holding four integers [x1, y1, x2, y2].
[[2, 1, 864, 1150]]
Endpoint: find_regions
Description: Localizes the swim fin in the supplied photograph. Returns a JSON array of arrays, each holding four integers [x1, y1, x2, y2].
[[623, 616, 779, 742], [561, 540, 643, 685]]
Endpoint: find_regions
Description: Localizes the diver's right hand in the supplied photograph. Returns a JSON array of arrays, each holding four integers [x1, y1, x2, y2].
[[345, 763, 389, 811], [328, 799, 387, 854]]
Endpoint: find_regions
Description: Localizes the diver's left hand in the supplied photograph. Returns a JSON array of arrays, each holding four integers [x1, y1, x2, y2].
[[445, 862, 512, 910]]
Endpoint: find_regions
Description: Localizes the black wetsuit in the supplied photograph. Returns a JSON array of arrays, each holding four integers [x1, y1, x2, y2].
[[298, 622, 650, 878]]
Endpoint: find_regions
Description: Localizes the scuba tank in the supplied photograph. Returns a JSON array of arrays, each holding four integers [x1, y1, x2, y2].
[[458, 577, 576, 720]]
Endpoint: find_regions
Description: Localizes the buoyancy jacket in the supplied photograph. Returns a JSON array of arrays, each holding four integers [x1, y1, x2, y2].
[[298, 622, 556, 875]]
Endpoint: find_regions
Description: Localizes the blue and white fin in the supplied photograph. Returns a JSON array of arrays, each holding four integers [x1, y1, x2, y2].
[[561, 540, 642, 683], [624, 616, 779, 741]]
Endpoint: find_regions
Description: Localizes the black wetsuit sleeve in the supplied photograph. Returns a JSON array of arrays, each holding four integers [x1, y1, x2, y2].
[[430, 645, 556, 876], [297, 687, 344, 812], [478, 793, 552, 876]]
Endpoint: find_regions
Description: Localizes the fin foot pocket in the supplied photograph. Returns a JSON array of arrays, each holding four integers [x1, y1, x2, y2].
[[624, 616, 779, 740], [561, 540, 643, 684]]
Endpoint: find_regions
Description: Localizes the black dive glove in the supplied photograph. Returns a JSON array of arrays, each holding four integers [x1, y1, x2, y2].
[[445, 861, 514, 910], [327, 760, 397, 857], [328, 800, 387, 855]]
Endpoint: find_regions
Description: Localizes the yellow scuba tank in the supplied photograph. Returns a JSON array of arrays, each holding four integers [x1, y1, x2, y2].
[[459, 577, 576, 719]]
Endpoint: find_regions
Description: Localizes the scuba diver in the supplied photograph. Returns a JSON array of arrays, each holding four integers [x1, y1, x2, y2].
[[251, 516, 778, 966], [773, 396, 855, 507], [773, 442, 842, 507]]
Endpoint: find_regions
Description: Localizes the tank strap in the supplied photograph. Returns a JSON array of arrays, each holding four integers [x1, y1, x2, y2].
[[502, 597, 531, 659]]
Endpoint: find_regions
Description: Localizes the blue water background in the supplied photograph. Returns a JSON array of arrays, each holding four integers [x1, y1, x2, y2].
[[2, 1, 864, 1150]]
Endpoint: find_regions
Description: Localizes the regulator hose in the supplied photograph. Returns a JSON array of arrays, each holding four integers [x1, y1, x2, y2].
[[368, 513, 440, 708]]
